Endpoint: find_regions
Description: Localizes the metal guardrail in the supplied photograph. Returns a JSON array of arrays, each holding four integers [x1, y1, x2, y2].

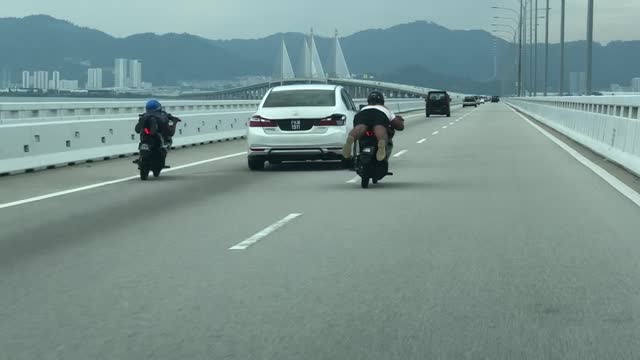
[[0, 99, 428, 175], [507, 96, 640, 176]]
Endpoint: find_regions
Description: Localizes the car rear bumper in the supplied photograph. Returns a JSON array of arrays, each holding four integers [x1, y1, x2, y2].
[[427, 107, 450, 114], [247, 128, 347, 161]]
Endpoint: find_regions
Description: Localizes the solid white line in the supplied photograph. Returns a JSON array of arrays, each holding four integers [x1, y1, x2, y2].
[[432, 131, 439, 135], [417, 138, 427, 144], [229, 213, 303, 250], [346, 176, 359, 183], [0, 152, 247, 210], [510, 107, 640, 208], [393, 150, 409, 158]]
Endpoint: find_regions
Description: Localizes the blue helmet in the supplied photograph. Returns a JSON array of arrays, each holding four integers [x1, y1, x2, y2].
[[145, 99, 162, 112]]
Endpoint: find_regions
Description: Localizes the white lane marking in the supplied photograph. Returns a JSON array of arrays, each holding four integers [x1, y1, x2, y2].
[[417, 138, 427, 144], [393, 150, 409, 158], [432, 131, 440, 135], [347, 176, 359, 183], [442, 126, 448, 129], [0, 152, 247, 210], [450, 122, 455, 125], [229, 213, 303, 250], [510, 107, 640, 208], [456, 119, 460, 122]]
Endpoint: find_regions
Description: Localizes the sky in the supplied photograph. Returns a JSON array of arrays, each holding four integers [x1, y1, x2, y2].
[[2, 0, 638, 43]]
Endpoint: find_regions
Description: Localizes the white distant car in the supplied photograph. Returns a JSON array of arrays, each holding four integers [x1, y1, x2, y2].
[[246, 84, 359, 170], [463, 96, 478, 108]]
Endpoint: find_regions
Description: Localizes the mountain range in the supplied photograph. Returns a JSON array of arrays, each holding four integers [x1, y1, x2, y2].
[[1, 15, 639, 94]]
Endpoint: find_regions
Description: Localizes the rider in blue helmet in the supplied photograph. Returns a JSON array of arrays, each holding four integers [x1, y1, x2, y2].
[[135, 99, 181, 167], [145, 99, 162, 112]]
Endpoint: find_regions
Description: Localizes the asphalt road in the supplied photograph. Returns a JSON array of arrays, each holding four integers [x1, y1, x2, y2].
[[1, 103, 640, 360]]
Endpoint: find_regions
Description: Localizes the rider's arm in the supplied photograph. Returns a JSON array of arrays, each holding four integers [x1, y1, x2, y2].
[[390, 115, 405, 131], [166, 113, 182, 122], [134, 116, 143, 134]]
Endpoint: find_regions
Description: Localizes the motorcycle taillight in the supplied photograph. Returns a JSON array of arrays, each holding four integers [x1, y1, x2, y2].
[[143, 128, 152, 135], [364, 131, 375, 137]]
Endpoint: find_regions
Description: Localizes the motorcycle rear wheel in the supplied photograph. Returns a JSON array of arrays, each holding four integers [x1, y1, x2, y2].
[[140, 166, 150, 181], [361, 176, 370, 189]]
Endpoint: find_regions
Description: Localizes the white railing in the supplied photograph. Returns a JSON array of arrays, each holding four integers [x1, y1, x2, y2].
[[506, 96, 640, 176], [0, 100, 260, 125], [0, 99, 426, 174]]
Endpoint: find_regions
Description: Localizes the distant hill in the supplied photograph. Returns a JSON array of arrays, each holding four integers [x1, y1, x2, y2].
[[1, 15, 639, 93], [0, 15, 263, 86]]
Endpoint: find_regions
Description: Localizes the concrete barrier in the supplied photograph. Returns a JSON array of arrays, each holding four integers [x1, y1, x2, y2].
[[507, 96, 640, 176], [0, 99, 428, 175]]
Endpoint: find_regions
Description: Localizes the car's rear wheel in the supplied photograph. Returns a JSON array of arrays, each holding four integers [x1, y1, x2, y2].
[[426, 112, 430, 117], [447, 112, 451, 117], [248, 158, 265, 171]]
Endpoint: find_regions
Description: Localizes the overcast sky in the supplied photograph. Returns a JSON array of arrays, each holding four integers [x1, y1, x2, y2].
[[2, 0, 638, 43]]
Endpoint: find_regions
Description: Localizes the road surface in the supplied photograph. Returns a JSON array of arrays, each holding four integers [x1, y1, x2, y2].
[[1, 103, 640, 360]]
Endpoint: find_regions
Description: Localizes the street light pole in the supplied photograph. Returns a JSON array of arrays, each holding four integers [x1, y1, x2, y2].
[[520, 0, 527, 96], [529, 0, 533, 96], [544, 0, 549, 95], [534, 0, 538, 96], [586, 0, 594, 95], [560, 0, 566, 95], [491, 5, 523, 96]]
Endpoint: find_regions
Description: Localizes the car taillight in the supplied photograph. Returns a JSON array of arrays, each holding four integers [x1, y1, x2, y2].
[[143, 128, 152, 135], [317, 114, 346, 126], [249, 115, 277, 127]]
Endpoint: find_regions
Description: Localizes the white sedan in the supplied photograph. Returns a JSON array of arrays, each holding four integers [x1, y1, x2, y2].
[[246, 84, 358, 170]]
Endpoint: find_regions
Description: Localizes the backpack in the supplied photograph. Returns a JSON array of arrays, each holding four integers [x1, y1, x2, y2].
[[138, 112, 169, 136]]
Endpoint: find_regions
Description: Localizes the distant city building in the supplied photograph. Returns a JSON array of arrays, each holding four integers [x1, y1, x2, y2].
[[570, 72, 586, 95], [114, 58, 143, 89], [59, 80, 79, 91], [51, 71, 60, 90], [610, 84, 624, 92], [631, 78, 640, 92], [35, 71, 49, 91], [1, 68, 12, 88], [87, 68, 103, 89], [22, 71, 31, 89], [128, 60, 142, 88], [114, 58, 127, 89], [141, 82, 153, 90]]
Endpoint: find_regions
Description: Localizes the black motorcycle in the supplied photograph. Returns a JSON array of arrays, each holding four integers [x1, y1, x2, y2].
[[137, 127, 168, 180], [354, 130, 394, 188]]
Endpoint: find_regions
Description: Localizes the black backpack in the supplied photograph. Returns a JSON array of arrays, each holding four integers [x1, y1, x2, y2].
[[138, 112, 168, 136]]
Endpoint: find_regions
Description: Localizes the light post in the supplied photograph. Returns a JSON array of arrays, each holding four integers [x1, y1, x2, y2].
[[586, 0, 594, 95], [560, 0, 566, 95], [492, 4, 524, 96], [544, 0, 550, 95]]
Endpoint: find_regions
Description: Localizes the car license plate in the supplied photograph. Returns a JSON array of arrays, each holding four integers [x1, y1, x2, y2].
[[291, 120, 301, 130]]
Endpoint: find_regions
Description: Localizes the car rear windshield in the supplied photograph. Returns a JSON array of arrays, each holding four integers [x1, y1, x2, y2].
[[263, 90, 336, 107], [429, 93, 447, 101], [465, 96, 476, 101]]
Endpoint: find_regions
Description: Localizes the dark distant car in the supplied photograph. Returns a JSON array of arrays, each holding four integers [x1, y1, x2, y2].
[[491, 96, 500, 103], [463, 96, 478, 108], [425, 91, 451, 117]]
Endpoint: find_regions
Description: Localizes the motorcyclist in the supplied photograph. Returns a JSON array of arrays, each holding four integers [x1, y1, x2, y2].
[[343, 91, 405, 161], [134, 99, 181, 167]]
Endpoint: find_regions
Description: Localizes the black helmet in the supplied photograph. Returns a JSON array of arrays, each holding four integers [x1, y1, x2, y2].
[[367, 91, 385, 106]]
